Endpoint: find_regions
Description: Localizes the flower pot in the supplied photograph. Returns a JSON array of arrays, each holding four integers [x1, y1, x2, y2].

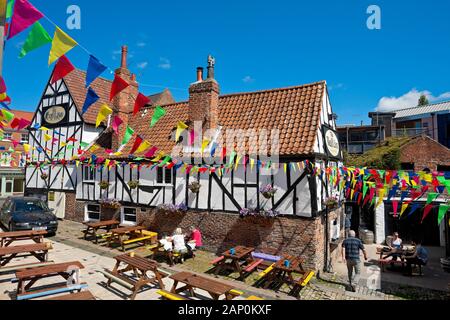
[[262, 192, 274, 200]]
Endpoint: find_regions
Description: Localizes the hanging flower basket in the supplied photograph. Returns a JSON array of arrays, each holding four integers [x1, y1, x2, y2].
[[260, 185, 278, 199], [188, 181, 201, 194], [324, 196, 339, 210], [127, 180, 140, 190], [41, 173, 48, 180], [239, 208, 279, 226], [99, 181, 110, 190], [157, 203, 188, 215], [99, 199, 121, 210]]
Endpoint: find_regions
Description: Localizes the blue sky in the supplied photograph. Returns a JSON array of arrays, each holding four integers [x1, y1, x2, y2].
[[3, 0, 450, 125]]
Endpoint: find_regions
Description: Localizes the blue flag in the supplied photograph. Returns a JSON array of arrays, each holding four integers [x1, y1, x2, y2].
[[408, 203, 421, 218], [82, 87, 100, 114], [85, 55, 107, 88], [0, 102, 11, 110]]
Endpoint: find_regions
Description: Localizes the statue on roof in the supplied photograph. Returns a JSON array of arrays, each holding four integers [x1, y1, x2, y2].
[[208, 55, 215, 68]]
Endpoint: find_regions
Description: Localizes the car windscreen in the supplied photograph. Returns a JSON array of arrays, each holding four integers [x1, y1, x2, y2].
[[14, 200, 49, 213]]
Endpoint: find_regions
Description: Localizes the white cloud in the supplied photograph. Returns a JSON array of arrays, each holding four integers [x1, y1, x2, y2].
[[137, 61, 148, 69], [242, 76, 255, 83], [158, 57, 171, 70], [376, 89, 450, 111]]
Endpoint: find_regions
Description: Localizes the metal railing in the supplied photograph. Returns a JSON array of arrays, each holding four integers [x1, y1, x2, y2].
[[392, 128, 432, 138]]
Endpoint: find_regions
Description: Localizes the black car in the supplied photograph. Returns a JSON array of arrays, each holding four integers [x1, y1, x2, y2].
[[0, 197, 58, 234]]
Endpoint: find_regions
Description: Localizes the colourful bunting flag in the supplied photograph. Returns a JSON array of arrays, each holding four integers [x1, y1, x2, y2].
[[133, 93, 151, 116], [408, 203, 421, 218], [85, 55, 107, 88], [150, 106, 166, 128], [95, 104, 113, 128], [112, 116, 123, 135], [438, 205, 449, 225], [201, 139, 210, 153], [82, 87, 99, 114], [6, 0, 15, 20], [8, 0, 44, 39], [110, 75, 129, 101], [129, 135, 144, 155], [135, 140, 151, 154], [400, 203, 409, 217], [144, 147, 157, 158], [51, 55, 75, 83], [1, 109, 15, 122], [392, 200, 399, 217], [23, 144, 30, 153], [175, 121, 188, 142], [121, 125, 134, 146], [421, 204, 434, 224], [44, 134, 52, 142], [17, 118, 30, 130], [49, 27, 78, 65], [426, 192, 439, 205], [19, 21, 52, 58]]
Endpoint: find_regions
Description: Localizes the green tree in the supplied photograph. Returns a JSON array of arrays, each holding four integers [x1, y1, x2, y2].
[[418, 94, 429, 106]]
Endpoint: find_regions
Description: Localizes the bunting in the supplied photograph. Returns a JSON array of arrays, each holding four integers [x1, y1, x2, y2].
[[175, 121, 188, 142], [19, 21, 52, 58], [51, 55, 75, 83], [129, 136, 144, 155], [438, 205, 450, 225], [421, 204, 434, 224], [150, 106, 166, 128], [49, 27, 78, 65], [121, 126, 134, 146], [110, 75, 129, 101], [8, 0, 44, 39], [85, 55, 107, 88], [82, 87, 99, 114], [112, 116, 123, 135], [135, 140, 151, 154], [133, 93, 151, 116], [95, 104, 113, 128]]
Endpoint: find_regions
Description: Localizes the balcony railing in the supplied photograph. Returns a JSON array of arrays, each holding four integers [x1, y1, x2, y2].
[[392, 128, 432, 138]]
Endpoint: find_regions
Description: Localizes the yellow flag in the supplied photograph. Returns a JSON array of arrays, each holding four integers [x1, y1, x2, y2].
[[40, 126, 50, 132], [44, 134, 52, 142], [96, 104, 113, 128], [135, 140, 151, 154], [49, 27, 78, 65], [234, 155, 242, 171], [201, 139, 210, 153], [75, 161, 80, 167], [250, 158, 255, 171], [89, 144, 100, 152], [113, 151, 122, 157], [376, 188, 386, 209], [175, 122, 188, 142], [105, 159, 110, 168], [23, 144, 30, 153], [400, 203, 409, 217]]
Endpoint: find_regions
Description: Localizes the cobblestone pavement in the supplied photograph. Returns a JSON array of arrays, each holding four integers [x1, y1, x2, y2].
[[1, 220, 448, 300]]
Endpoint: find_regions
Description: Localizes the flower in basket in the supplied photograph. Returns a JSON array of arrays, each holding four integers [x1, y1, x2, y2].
[[158, 203, 188, 214], [260, 185, 278, 199], [99, 198, 121, 210], [262, 209, 280, 218], [99, 181, 110, 190], [40, 173, 48, 180], [324, 196, 339, 210], [188, 181, 201, 194], [127, 180, 140, 190]]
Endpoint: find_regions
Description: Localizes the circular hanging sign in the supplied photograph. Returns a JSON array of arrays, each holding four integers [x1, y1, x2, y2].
[[44, 106, 66, 125], [324, 128, 341, 158]]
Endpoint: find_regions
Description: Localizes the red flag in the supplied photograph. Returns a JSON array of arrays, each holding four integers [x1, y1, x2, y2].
[[145, 147, 158, 158], [10, 118, 20, 129], [0, 76, 7, 93], [133, 93, 151, 115], [112, 116, 123, 135], [51, 56, 75, 84], [110, 75, 129, 101], [18, 118, 31, 130], [129, 135, 144, 155], [421, 204, 434, 224], [392, 200, 399, 218]]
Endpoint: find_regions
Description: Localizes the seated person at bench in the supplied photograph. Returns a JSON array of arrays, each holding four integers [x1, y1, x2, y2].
[[384, 232, 403, 261], [403, 240, 428, 276], [168, 228, 188, 261], [189, 226, 203, 249]]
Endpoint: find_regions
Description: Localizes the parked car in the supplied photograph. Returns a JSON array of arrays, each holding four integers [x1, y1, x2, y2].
[[0, 197, 58, 234]]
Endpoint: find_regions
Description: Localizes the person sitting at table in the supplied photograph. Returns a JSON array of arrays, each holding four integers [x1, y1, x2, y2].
[[168, 228, 188, 262], [403, 240, 428, 276], [384, 232, 403, 262], [189, 226, 203, 249], [159, 233, 173, 252]]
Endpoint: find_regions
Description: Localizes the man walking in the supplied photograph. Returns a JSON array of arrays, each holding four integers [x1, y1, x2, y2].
[[342, 230, 368, 291]]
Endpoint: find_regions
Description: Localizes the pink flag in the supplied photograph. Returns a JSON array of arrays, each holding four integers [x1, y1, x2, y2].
[[8, 0, 44, 39], [189, 129, 195, 146], [17, 118, 31, 131], [12, 140, 20, 148], [392, 200, 399, 218], [144, 147, 158, 158], [112, 116, 123, 135]]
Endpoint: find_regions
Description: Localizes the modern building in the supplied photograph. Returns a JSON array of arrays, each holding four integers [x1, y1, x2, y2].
[[337, 125, 385, 154], [0, 110, 33, 198], [25, 46, 343, 272]]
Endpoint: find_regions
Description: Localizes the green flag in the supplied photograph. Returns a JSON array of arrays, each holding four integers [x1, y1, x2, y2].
[[150, 106, 166, 128], [438, 205, 450, 225], [6, 0, 15, 19], [19, 22, 53, 58], [121, 126, 135, 145], [426, 192, 439, 205], [158, 156, 171, 167], [1, 109, 15, 122], [79, 142, 90, 149]]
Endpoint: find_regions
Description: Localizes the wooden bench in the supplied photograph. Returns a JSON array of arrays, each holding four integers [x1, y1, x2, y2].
[[244, 259, 264, 273], [99, 270, 135, 290], [122, 235, 153, 246], [379, 259, 406, 271], [0, 261, 55, 274], [44, 290, 96, 300], [258, 264, 275, 279], [211, 256, 225, 265], [298, 271, 315, 287], [157, 289, 189, 301], [16, 283, 88, 301]]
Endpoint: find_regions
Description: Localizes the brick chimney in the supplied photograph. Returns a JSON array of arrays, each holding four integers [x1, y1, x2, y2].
[[188, 55, 219, 129], [111, 45, 139, 151]]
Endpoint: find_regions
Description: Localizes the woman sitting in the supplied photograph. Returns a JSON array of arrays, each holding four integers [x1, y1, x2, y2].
[[384, 232, 403, 262], [169, 228, 188, 261]]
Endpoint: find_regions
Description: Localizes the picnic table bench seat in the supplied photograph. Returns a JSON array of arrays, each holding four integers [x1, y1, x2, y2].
[[44, 290, 96, 300], [99, 269, 135, 290], [296, 271, 315, 287], [244, 259, 264, 273], [211, 256, 225, 265], [157, 289, 190, 301], [246, 295, 265, 300], [16, 283, 88, 301], [122, 235, 154, 246], [251, 252, 281, 263], [258, 264, 275, 279]]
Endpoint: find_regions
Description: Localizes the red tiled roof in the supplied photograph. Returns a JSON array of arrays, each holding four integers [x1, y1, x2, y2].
[[63, 69, 113, 125], [114, 81, 326, 158]]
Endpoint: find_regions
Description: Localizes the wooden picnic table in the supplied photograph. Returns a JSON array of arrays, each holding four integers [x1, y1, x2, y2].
[[0, 243, 50, 267], [0, 230, 47, 247], [108, 226, 147, 252], [170, 271, 237, 300], [214, 246, 255, 280], [83, 220, 120, 244], [105, 254, 167, 300], [15, 261, 84, 297], [263, 254, 305, 290]]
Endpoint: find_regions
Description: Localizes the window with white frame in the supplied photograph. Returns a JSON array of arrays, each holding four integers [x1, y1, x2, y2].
[[121, 207, 137, 225], [83, 166, 95, 181], [85, 204, 100, 221], [156, 167, 173, 185], [3, 132, 12, 141], [21, 134, 29, 143]]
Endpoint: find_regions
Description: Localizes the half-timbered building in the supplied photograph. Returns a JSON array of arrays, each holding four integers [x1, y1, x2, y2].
[[26, 47, 343, 271]]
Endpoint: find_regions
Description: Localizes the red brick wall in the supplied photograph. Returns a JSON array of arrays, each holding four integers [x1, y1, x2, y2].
[[400, 136, 450, 171], [188, 79, 219, 129]]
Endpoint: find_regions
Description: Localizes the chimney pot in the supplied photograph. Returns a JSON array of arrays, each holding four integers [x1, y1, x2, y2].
[[196, 67, 204, 82], [121, 45, 128, 68], [131, 74, 136, 82]]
